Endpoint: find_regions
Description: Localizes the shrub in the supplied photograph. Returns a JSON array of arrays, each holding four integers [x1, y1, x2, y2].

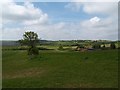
[[58, 44, 63, 50], [92, 44, 101, 49], [84, 57, 88, 60], [118, 47, 120, 49], [110, 43, 116, 49], [79, 44, 84, 48], [101, 45, 106, 50], [28, 47, 39, 55]]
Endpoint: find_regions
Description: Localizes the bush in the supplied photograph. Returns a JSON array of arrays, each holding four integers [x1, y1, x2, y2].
[[78, 44, 84, 48], [110, 43, 116, 49], [76, 44, 84, 49], [92, 44, 101, 49], [28, 47, 39, 55], [58, 44, 63, 50], [101, 45, 106, 50], [118, 47, 120, 49]]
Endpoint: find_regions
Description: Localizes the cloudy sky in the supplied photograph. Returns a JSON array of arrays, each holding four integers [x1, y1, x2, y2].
[[1, 0, 119, 40]]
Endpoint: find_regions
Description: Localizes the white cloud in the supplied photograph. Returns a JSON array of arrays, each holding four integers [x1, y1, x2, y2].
[[1, 1, 49, 40], [81, 16, 117, 29], [64, 2, 118, 40], [2, 27, 25, 40], [80, 15, 118, 40], [23, 13, 48, 25], [2, 1, 48, 25], [2, 16, 118, 40], [83, 2, 118, 15], [65, 2, 118, 15], [90, 16, 100, 24], [81, 16, 114, 28]]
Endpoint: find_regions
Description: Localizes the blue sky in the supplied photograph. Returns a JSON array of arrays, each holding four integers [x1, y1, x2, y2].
[[17, 2, 91, 23], [30, 2, 107, 23], [1, 1, 118, 40]]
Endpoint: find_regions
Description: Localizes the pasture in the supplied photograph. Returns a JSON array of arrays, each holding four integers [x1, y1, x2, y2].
[[2, 49, 118, 88]]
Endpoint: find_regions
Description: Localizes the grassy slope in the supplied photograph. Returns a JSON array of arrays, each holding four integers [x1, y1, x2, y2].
[[2, 50, 118, 88]]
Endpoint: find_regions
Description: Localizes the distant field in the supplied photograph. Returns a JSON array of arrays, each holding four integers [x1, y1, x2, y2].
[[2, 49, 118, 88], [2, 45, 76, 51], [2, 41, 119, 51]]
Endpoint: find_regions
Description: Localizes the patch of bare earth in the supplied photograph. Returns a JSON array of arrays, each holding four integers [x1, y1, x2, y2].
[[3, 68, 46, 79]]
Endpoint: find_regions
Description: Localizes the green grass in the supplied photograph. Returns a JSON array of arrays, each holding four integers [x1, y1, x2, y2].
[[2, 49, 118, 88], [38, 45, 58, 50]]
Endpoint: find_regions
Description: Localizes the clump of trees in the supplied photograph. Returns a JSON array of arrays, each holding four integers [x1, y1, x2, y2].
[[92, 44, 101, 49], [92, 42, 116, 50], [75, 44, 85, 51], [19, 31, 39, 58], [78, 44, 85, 48], [76, 44, 84, 49]]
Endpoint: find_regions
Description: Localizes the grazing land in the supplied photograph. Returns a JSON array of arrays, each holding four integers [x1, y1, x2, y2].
[[2, 48, 118, 88], [2, 1, 119, 88]]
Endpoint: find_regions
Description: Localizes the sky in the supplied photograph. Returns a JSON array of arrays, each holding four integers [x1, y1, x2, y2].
[[1, 0, 119, 41]]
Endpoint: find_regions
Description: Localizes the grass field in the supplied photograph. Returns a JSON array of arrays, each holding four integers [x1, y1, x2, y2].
[[2, 49, 118, 88]]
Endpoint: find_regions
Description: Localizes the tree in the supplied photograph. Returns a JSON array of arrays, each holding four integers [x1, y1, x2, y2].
[[58, 44, 63, 50], [110, 43, 116, 49], [78, 44, 84, 48], [19, 31, 39, 56], [101, 44, 106, 50], [92, 44, 101, 49], [102, 44, 105, 48]]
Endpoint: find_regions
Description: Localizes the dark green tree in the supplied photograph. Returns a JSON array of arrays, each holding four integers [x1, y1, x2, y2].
[[110, 43, 116, 49], [92, 44, 101, 49], [78, 44, 84, 48], [103, 44, 105, 48], [101, 44, 106, 50], [19, 31, 39, 56], [58, 44, 63, 50]]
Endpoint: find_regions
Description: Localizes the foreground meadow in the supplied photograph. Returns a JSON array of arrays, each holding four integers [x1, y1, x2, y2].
[[2, 49, 118, 88]]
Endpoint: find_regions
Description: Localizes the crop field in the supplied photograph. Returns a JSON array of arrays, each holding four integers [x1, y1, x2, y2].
[[2, 49, 118, 88]]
